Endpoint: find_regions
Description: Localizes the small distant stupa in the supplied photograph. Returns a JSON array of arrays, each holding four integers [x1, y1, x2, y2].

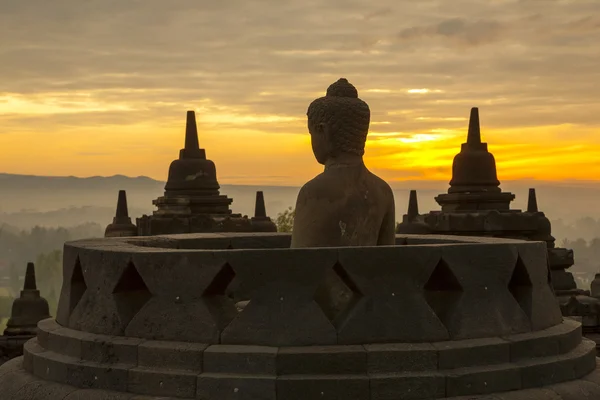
[[104, 190, 137, 237], [136, 111, 276, 235], [250, 191, 277, 232], [0, 262, 50, 364]]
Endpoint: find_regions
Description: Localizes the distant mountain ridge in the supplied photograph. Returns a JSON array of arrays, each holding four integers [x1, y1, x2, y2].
[[0, 173, 599, 230]]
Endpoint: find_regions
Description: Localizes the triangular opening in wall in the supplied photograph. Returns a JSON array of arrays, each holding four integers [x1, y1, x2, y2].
[[69, 256, 88, 314], [112, 261, 152, 327], [509, 256, 534, 318], [423, 258, 463, 328]]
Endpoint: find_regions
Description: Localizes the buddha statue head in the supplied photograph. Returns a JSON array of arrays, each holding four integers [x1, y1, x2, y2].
[[306, 78, 370, 164]]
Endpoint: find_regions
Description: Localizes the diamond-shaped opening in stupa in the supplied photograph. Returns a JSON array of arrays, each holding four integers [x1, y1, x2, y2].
[[202, 262, 238, 326], [112, 261, 152, 326], [508, 256, 534, 318], [69, 256, 88, 315], [423, 258, 463, 328], [313, 262, 362, 325]]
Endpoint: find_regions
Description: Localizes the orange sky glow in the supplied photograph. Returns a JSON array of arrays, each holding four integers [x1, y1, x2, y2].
[[1, 1, 600, 186]]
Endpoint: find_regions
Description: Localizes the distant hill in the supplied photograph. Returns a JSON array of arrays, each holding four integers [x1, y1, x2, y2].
[[0, 173, 599, 239]]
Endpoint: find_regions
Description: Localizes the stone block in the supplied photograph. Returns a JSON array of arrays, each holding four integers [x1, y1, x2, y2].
[[370, 372, 445, 400], [32, 350, 70, 384], [23, 339, 45, 373], [559, 319, 583, 353], [277, 375, 369, 400], [221, 249, 338, 346], [518, 349, 580, 388], [81, 334, 143, 364], [504, 328, 562, 361], [493, 387, 562, 399], [64, 388, 136, 399], [204, 345, 277, 374], [434, 337, 510, 369], [0, 369, 39, 399], [446, 364, 521, 397], [137, 340, 207, 371], [439, 244, 532, 339], [197, 373, 276, 400], [336, 246, 450, 344], [277, 345, 365, 375], [47, 327, 87, 359], [37, 318, 60, 349], [65, 360, 130, 392], [365, 343, 437, 373], [573, 339, 598, 378], [128, 366, 197, 398]]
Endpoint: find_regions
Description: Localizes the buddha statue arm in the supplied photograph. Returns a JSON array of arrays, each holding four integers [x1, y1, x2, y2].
[[377, 194, 396, 245]]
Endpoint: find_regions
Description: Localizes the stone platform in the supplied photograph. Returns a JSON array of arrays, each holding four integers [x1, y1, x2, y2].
[[1, 233, 599, 399]]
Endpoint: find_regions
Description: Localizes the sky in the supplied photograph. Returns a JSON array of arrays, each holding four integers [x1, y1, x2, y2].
[[1, 0, 600, 186]]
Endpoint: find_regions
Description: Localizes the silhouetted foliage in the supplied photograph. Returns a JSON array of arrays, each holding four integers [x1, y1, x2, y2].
[[276, 207, 295, 233]]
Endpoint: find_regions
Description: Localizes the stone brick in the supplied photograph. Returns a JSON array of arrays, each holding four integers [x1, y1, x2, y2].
[[128, 367, 197, 398], [23, 339, 45, 373], [365, 343, 437, 373], [277, 375, 369, 400], [435, 337, 510, 369], [65, 361, 131, 392], [203, 345, 277, 374], [446, 364, 521, 397], [80, 334, 143, 365], [370, 372, 446, 400], [197, 373, 276, 400], [277, 345, 365, 375], [137, 340, 206, 371], [548, 379, 600, 400], [32, 350, 70, 384], [11, 380, 78, 400], [559, 319, 583, 354], [47, 327, 88, 359], [37, 318, 60, 349]]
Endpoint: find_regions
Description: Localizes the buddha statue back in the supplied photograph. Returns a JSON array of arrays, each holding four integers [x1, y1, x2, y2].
[[291, 78, 395, 248]]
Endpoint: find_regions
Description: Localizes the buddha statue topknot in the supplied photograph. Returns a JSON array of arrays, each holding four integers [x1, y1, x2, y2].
[[291, 78, 395, 248]]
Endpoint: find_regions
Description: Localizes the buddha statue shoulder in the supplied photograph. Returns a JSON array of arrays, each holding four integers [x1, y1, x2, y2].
[[291, 78, 396, 248]]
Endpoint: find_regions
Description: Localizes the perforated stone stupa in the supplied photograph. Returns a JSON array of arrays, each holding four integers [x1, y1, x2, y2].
[[396, 107, 599, 353], [136, 111, 276, 235]]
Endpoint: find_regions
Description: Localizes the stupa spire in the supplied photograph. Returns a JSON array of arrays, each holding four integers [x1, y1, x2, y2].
[[23, 262, 37, 291], [466, 107, 482, 145], [116, 190, 129, 218], [407, 190, 419, 221], [527, 188, 539, 213], [180, 111, 205, 159], [254, 191, 267, 218]]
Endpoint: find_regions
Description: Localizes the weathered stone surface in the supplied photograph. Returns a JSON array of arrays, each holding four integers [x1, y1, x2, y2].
[[277, 345, 365, 375], [204, 345, 277, 374], [370, 372, 446, 400], [128, 367, 197, 398], [335, 246, 450, 344], [81, 334, 144, 364], [548, 379, 600, 400], [65, 361, 131, 392], [366, 343, 437, 373], [277, 375, 369, 400], [197, 373, 276, 400], [438, 244, 531, 339], [221, 249, 338, 346], [435, 337, 510, 369], [446, 364, 521, 397], [137, 340, 206, 371]]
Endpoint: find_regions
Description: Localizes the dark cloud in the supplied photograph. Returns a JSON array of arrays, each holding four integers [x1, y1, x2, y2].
[[0, 0, 599, 137]]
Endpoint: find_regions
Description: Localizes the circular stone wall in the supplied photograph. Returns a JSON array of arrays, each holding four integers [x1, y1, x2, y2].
[[1, 233, 600, 400]]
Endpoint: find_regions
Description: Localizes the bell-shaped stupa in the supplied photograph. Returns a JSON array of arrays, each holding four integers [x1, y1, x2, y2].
[[104, 190, 137, 237]]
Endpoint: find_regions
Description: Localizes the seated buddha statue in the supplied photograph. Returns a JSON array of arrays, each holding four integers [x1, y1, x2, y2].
[[291, 78, 396, 248]]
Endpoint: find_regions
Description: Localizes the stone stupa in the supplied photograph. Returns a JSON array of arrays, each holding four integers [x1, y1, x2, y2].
[[137, 111, 273, 235], [0, 262, 50, 365], [104, 189, 137, 237]]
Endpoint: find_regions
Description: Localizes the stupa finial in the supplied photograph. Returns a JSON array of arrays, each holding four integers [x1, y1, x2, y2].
[[407, 190, 419, 220], [180, 111, 205, 159], [467, 107, 481, 145], [254, 191, 267, 218], [116, 190, 129, 218], [23, 262, 37, 291], [527, 188, 539, 213]]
